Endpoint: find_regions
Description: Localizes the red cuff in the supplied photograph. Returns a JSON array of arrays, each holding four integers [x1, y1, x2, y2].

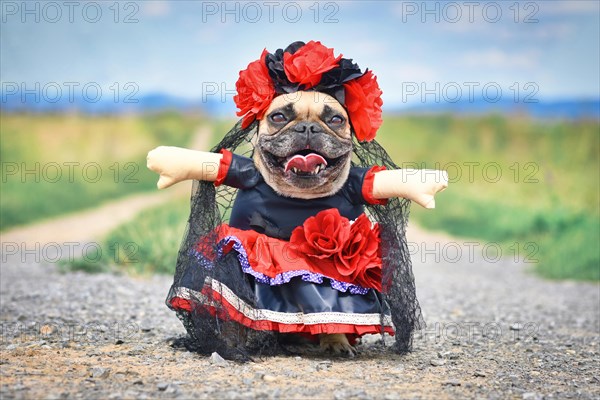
[[362, 166, 388, 205], [214, 149, 232, 187]]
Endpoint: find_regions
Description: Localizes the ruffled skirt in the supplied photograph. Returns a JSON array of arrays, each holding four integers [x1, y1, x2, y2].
[[168, 223, 394, 339]]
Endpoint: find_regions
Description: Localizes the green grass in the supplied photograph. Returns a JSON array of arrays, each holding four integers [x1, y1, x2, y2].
[[377, 114, 599, 281], [104, 198, 189, 275], [61, 197, 189, 275], [415, 190, 599, 280], [65, 114, 599, 281], [0, 112, 201, 230]]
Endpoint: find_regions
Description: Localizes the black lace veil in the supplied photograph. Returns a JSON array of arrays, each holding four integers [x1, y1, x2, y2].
[[166, 119, 424, 359]]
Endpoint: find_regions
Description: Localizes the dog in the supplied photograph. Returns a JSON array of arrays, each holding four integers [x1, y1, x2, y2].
[[254, 91, 353, 200], [253, 91, 357, 355], [147, 41, 449, 359]]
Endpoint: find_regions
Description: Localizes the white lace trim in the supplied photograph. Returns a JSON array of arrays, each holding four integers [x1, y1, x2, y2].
[[173, 280, 393, 327]]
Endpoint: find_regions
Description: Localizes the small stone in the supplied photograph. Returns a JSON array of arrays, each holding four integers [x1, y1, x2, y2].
[[40, 325, 56, 335], [90, 367, 110, 379], [474, 371, 486, 377], [442, 350, 461, 360], [157, 382, 169, 391], [6, 344, 17, 350], [316, 360, 332, 371], [430, 359, 446, 367], [262, 375, 277, 382], [522, 393, 541, 400], [133, 380, 143, 385], [209, 352, 228, 366], [443, 379, 461, 386], [165, 384, 179, 395], [294, 356, 302, 361], [125, 390, 144, 399], [115, 339, 124, 345], [390, 367, 405, 375]]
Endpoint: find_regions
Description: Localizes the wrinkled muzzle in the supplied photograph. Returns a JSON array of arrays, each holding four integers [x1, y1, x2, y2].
[[256, 122, 353, 196]]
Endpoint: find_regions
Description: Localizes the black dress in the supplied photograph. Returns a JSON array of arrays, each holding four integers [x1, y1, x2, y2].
[[169, 150, 394, 340]]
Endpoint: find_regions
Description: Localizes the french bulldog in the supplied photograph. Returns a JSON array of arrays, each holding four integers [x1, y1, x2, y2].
[[254, 91, 353, 200], [147, 90, 448, 357], [255, 90, 357, 355]]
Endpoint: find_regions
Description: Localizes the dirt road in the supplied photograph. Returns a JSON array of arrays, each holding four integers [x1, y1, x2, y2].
[[1, 128, 598, 399]]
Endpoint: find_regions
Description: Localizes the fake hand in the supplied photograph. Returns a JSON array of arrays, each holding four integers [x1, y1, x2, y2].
[[146, 146, 222, 189], [372, 169, 448, 209]]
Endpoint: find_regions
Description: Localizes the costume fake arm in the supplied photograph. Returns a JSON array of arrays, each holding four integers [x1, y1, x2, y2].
[[372, 169, 448, 209], [146, 146, 222, 189]]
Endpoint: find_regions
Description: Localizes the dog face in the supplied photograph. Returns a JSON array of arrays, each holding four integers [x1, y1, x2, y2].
[[254, 91, 353, 199]]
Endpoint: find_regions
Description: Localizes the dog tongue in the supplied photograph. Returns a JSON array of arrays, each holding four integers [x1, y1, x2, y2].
[[284, 153, 327, 172]]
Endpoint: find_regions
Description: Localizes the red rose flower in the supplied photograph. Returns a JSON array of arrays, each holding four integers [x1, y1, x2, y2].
[[350, 218, 382, 290], [335, 214, 382, 289], [234, 49, 276, 128], [289, 209, 382, 290], [344, 70, 383, 142], [283, 41, 342, 88], [289, 208, 350, 260]]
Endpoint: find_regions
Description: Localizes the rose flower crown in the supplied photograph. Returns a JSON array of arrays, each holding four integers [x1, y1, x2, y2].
[[233, 40, 383, 142]]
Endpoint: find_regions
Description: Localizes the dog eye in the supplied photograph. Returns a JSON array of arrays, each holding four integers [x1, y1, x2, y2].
[[330, 115, 344, 125], [270, 113, 287, 123]]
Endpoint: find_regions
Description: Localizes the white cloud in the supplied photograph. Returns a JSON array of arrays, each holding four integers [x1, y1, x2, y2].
[[435, 18, 490, 34], [195, 25, 224, 44], [457, 49, 540, 69], [393, 63, 438, 82], [376, 62, 440, 104], [530, 23, 574, 40], [142, 1, 170, 17], [346, 39, 387, 58], [471, 22, 574, 41], [541, 1, 600, 15], [433, 16, 574, 41]]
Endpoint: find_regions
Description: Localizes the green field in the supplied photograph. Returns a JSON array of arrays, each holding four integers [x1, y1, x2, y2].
[[377, 115, 599, 280], [62, 197, 190, 275], [9, 112, 598, 281], [0, 112, 201, 230]]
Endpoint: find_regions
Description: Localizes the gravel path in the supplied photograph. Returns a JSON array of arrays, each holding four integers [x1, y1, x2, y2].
[[1, 224, 598, 400]]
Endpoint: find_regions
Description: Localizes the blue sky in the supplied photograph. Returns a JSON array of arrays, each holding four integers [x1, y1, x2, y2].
[[2, 1, 599, 108]]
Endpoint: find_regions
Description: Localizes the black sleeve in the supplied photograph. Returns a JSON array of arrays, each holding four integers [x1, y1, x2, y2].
[[342, 167, 369, 205], [342, 166, 388, 206], [222, 153, 263, 190]]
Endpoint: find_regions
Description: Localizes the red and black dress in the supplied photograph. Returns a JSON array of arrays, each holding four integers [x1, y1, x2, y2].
[[168, 150, 394, 340]]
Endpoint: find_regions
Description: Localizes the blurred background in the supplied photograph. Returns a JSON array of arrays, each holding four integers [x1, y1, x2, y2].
[[1, 0, 598, 281]]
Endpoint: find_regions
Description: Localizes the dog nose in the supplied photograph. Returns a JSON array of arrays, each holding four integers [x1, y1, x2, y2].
[[293, 122, 323, 134]]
